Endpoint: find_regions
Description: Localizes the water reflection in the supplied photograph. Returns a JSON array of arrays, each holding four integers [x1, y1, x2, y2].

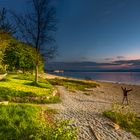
[[51, 72, 140, 85]]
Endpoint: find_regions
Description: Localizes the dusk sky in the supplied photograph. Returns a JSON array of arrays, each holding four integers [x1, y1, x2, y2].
[[0, 0, 140, 70]]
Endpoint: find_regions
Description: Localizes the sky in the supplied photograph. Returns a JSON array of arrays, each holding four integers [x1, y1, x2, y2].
[[0, 0, 140, 70]]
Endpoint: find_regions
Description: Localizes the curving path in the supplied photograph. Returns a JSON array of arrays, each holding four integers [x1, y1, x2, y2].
[[47, 86, 139, 140]]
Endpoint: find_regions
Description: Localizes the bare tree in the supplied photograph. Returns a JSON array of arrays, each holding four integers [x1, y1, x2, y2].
[[0, 8, 15, 34], [14, 0, 57, 83]]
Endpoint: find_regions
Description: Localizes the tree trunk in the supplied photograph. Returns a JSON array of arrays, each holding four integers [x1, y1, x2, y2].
[[35, 62, 38, 83], [23, 68, 25, 74], [35, 51, 39, 84]]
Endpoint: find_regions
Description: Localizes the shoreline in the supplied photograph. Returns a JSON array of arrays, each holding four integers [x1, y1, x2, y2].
[[45, 73, 140, 139], [96, 79, 140, 86], [44, 73, 140, 115], [46, 72, 140, 86]]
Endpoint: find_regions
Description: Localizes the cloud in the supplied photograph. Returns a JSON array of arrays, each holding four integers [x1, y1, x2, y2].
[[104, 58, 113, 61], [116, 56, 125, 60], [105, 56, 126, 62], [114, 59, 140, 66], [80, 57, 89, 61], [46, 59, 140, 70]]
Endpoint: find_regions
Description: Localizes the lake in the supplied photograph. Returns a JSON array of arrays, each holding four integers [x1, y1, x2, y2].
[[49, 72, 140, 85]]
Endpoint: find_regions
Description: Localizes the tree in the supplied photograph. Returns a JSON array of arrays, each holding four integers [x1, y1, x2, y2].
[[14, 0, 57, 83], [0, 8, 15, 34], [0, 33, 13, 72], [3, 41, 43, 73], [0, 8, 15, 72]]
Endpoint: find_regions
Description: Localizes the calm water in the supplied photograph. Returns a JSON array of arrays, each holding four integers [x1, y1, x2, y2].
[[50, 72, 140, 85]]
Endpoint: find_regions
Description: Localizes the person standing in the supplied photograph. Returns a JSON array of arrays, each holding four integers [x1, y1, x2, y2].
[[121, 87, 132, 105]]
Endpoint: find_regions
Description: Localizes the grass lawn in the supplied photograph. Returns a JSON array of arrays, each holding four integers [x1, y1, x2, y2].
[[0, 74, 77, 139], [48, 78, 99, 92], [0, 104, 77, 140], [0, 74, 60, 104]]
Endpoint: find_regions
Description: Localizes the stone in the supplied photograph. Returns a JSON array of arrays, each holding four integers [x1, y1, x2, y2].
[[0, 101, 9, 105], [106, 122, 120, 130]]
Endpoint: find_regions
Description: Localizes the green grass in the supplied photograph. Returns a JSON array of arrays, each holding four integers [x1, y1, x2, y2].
[[103, 105, 140, 138], [14, 73, 35, 81], [15, 73, 48, 83], [0, 104, 77, 140], [48, 78, 99, 92], [1, 75, 53, 95], [0, 74, 60, 104], [0, 74, 76, 139]]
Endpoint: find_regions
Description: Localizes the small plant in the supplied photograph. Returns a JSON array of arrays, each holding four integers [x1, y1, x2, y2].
[[46, 120, 78, 140]]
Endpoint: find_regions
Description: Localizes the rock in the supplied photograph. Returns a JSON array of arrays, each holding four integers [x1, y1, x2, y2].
[[52, 89, 57, 96], [85, 88, 94, 91], [0, 101, 9, 105], [46, 96, 50, 99], [83, 92, 91, 96], [106, 122, 120, 130]]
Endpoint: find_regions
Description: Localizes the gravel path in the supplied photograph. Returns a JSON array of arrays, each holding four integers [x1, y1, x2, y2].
[[47, 86, 139, 140]]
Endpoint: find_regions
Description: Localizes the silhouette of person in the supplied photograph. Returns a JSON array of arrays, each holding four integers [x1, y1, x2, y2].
[[121, 87, 132, 105]]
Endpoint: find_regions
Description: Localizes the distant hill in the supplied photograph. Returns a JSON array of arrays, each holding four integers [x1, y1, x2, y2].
[[45, 61, 140, 72]]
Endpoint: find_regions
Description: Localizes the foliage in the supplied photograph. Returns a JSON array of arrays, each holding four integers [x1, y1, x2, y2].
[[0, 30, 44, 73], [0, 104, 77, 140], [0, 32, 13, 49], [47, 120, 77, 140], [0, 32, 14, 72], [103, 104, 140, 138], [0, 74, 61, 104], [3, 41, 44, 72], [48, 78, 99, 91], [14, 0, 57, 83], [0, 9, 15, 72]]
